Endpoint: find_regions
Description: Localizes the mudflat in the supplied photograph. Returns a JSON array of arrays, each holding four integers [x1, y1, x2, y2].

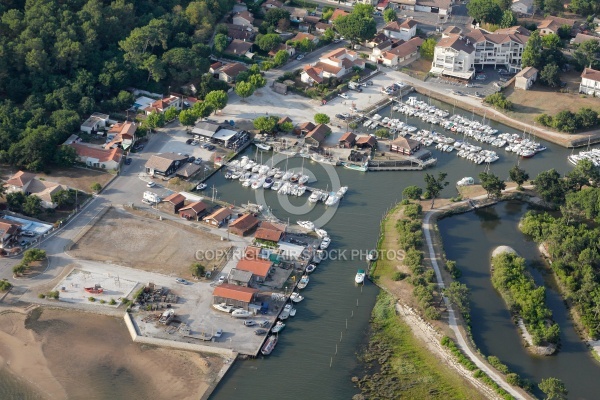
[[0, 308, 224, 400]]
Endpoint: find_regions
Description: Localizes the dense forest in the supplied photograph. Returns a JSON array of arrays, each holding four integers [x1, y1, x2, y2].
[[491, 252, 560, 345], [0, 0, 234, 171]]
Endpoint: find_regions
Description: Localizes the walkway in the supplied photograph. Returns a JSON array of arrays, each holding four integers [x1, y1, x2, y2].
[[422, 197, 530, 400]]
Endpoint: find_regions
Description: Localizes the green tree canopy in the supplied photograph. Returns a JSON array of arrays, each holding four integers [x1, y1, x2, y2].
[[51, 189, 78, 208], [314, 113, 330, 124], [234, 81, 255, 100], [424, 172, 449, 208], [444, 282, 470, 315], [402, 185, 423, 200], [213, 33, 229, 53], [253, 115, 278, 133], [265, 8, 291, 26], [467, 0, 502, 24], [273, 50, 290, 66], [539, 377, 568, 400], [334, 13, 376, 43], [522, 31, 543, 69], [178, 109, 197, 127], [204, 90, 228, 111], [145, 111, 165, 132], [256, 33, 281, 52], [278, 121, 294, 132], [420, 38, 436, 60], [383, 8, 397, 23], [540, 63, 561, 87], [533, 169, 567, 205], [509, 165, 529, 190], [248, 74, 266, 89], [23, 195, 42, 217], [499, 10, 517, 28], [479, 172, 506, 198]]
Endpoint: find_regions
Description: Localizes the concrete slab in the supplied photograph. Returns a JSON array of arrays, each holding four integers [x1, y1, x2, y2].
[[53, 268, 138, 307]]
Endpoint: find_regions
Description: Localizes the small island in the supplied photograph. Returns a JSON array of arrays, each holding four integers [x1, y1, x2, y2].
[[491, 246, 559, 356]]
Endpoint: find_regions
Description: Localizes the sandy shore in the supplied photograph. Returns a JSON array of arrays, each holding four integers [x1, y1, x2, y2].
[[0, 307, 224, 400]]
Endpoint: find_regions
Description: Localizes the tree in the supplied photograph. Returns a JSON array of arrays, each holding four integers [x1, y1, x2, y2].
[[509, 165, 529, 190], [467, 0, 502, 24], [314, 113, 330, 124], [499, 10, 517, 28], [539, 377, 568, 400], [191, 101, 214, 119], [533, 169, 567, 205], [53, 145, 78, 167], [254, 116, 278, 133], [420, 38, 436, 60], [445, 282, 470, 315], [256, 33, 281, 52], [274, 50, 290, 66], [484, 92, 513, 110], [576, 107, 599, 129], [23, 249, 46, 264], [235, 81, 255, 100], [322, 28, 336, 43], [495, 0, 512, 10], [190, 262, 205, 278], [178, 109, 197, 128], [566, 159, 600, 190], [402, 185, 423, 200], [478, 172, 506, 198], [164, 107, 179, 122], [204, 90, 228, 112], [279, 121, 294, 133], [6, 192, 25, 213], [0, 279, 12, 291], [334, 13, 377, 43], [265, 8, 291, 26], [424, 172, 449, 208], [552, 110, 578, 133], [374, 128, 389, 138], [213, 33, 228, 53], [249, 74, 267, 89], [540, 63, 561, 87], [91, 183, 102, 192], [383, 8, 397, 23], [145, 111, 165, 132], [543, 0, 563, 13], [542, 33, 562, 49], [522, 31, 543, 69], [573, 39, 600, 70], [23, 195, 42, 217], [51, 189, 77, 208]]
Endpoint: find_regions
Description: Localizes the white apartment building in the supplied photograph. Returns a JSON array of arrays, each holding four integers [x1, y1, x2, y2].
[[430, 27, 529, 79], [579, 68, 600, 97]]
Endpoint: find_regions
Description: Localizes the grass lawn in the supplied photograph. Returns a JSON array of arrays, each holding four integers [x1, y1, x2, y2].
[[504, 74, 600, 132], [402, 58, 432, 81]]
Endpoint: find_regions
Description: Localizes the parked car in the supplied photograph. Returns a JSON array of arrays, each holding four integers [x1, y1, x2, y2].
[[19, 240, 28, 247], [125, 158, 132, 165], [175, 278, 189, 285], [213, 329, 223, 338], [218, 275, 226, 284], [296, 54, 304, 60], [335, 114, 346, 120], [146, 181, 156, 188], [186, 138, 193, 145], [201, 143, 210, 149], [338, 93, 349, 99], [341, 112, 350, 118], [188, 156, 196, 163], [193, 158, 202, 165], [366, 81, 373, 86], [191, 140, 199, 145], [21, 231, 35, 237], [206, 144, 215, 151], [333, 38, 340, 43]]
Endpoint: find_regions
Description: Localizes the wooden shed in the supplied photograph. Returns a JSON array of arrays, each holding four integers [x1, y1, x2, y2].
[[212, 284, 258, 310]]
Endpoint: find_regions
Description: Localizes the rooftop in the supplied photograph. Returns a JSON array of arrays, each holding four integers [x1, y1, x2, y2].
[[70, 143, 123, 164], [229, 213, 259, 231], [582, 67, 600, 82], [236, 258, 272, 277], [516, 66, 538, 79], [213, 283, 258, 302], [255, 227, 283, 242], [204, 207, 233, 222], [144, 153, 186, 172]]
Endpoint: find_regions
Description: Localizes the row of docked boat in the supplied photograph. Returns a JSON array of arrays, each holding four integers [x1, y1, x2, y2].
[[307, 186, 348, 207], [568, 148, 600, 167]]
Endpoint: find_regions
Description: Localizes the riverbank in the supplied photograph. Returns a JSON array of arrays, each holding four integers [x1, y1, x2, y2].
[[409, 84, 599, 149], [0, 307, 225, 400]]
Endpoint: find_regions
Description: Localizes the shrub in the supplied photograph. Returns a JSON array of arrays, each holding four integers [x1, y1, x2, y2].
[[400, 199, 410, 205], [88, 296, 96, 302], [484, 93, 513, 110], [425, 306, 441, 320], [99, 299, 106, 304], [38, 293, 46, 299], [392, 271, 407, 281], [109, 298, 117, 305], [47, 291, 59, 299], [91, 182, 102, 192], [190, 262, 205, 278], [0, 279, 12, 291]]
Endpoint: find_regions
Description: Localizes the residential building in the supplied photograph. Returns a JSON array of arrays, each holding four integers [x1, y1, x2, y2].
[[278, 116, 292, 126], [295, 121, 316, 134], [390, 136, 421, 154], [430, 34, 475, 79], [442, 26, 462, 37], [175, 163, 202, 179], [515, 66, 538, 90], [366, 32, 390, 48], [80, 113, 109, 134], [511, 0, 533, 14], [217, 62, 248, 83], [329, 9, 349, 23], [224, 39, 254, 58], [339, 132, 357, 148], [284, 6, 308, 23], [203, 207, 233, 227], [571, 33, 600, 46], [212, 284, 258, 310], [537, 16, 576, 37], [356, 135, 378, 148], [291, 32, 318, 44], [390, 0, 417, 11], [70, 143, 123, 170], [301, 48, 365, 84], [233, 11, 254, 27], [376, 0, 390, 10], [315, 22, 332, 35], [225, 23, 255, 41], [5, 171, 67, 209], [235, 258, 273, 282], [144, 153, 187, 176], [370, 37, 423, 67], [431, 28, 530, 79], [579, 67, 600, 97], [357, 0, 377, 5], [104, 122, 136, 150], [268, 44, 296, 57], [0, 218, 21, 248], [159, 193, 186, 214], [262, 0, 283, 10], [227, 268, 254, 287], [229, 213, 260, 236], [179, 201, 208, 221], [415, 0, 454, 16], [143, 95, 181, 115], [305, 124, 331, 147], [255, 227, 283, 244], [382, 19, 418, 42]]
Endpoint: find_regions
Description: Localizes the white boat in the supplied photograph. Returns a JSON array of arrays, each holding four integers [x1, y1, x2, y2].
[[320, 236, 331, 249], [280, 304, 292, 320], [231, 309, 252, 318], [251, 177, 265, 189], [457, 177, 474, 186], [355, 269, 366, 284], [325, 195, 339, 206], [255, 142, 272, 151], [308, 191, 321, 203], [297, 220, 315, 230], [315, 228, 328, 238], [367, 250, 378, 261], [282, 171, 292, 181], [196, 183, 207, 191], [289, 307, 297, 317], [212, 303, 234, 313], [263, 178, 274, 189], [271, 321, 286, 333], [298, 174, 309, 184], [297, 275, 309, 290], [290, 292, 304, 302], [306, 264, 317, 273], [336, 186, 348, 197]]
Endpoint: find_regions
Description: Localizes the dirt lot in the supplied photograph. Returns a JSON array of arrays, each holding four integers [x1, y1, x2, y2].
[[504, 75, 600, 130], [0, 164, 113, 193], [70, 208, 231, 277], [401, 58, 432, 80]]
